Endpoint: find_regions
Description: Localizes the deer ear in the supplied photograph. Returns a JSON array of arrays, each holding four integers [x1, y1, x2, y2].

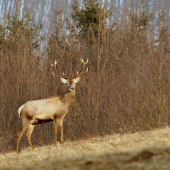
[[73, 77, 81, 84], [60, 78, 68, 84]]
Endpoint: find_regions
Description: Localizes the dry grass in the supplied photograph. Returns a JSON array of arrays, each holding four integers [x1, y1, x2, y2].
[[1, 128, 170, 170], [1, 0, 170, 153]]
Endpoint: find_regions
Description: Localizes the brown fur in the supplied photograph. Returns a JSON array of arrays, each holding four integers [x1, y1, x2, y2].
[[17, 59, 88, 153], [17, 76, 82, 153]]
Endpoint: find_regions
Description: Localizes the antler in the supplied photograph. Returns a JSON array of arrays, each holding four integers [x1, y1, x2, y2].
[[80, 58, 88, 69], [52, 59, 88, 79], [74, 58, 89, 78], [51, 60, 67, 78]]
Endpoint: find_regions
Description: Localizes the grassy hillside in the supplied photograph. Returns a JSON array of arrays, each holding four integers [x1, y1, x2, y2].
[[1, 0, 170, 154], [1, 128, 170, 170]]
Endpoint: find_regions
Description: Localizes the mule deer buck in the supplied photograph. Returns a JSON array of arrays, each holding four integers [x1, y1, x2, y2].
[[17, 59, 88, 153]]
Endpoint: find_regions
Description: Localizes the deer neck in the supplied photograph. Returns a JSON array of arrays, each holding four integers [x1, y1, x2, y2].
[[62, 90, 76, 109]]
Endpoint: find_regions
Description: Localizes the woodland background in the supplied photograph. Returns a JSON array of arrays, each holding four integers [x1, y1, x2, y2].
[[1, 0, 170, 153]]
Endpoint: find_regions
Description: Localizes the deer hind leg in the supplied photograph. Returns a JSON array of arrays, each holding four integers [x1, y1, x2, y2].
[[25, 124, 35, 150], [17, 118, 31, 154]]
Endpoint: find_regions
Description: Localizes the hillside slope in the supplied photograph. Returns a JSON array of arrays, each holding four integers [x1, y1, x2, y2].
[[1, 128, 170, 170]]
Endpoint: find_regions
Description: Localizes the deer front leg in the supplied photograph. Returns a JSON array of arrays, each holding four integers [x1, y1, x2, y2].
[[54, 119, 59, 145], [60, 118, 64, 143]]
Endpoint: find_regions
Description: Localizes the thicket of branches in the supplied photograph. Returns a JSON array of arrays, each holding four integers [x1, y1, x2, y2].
[[1, 0, 170, 153]]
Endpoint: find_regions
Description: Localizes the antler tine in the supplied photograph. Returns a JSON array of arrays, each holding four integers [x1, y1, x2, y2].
[[74, 59, 89, 78], [80, 58, 88, 69], [74, 67, 88, 79], [51, 60, 66, 78]]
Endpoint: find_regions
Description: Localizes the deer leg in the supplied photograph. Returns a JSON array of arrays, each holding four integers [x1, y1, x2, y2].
[[17, 119, 31, 154], [17, 129, 22, 154], [60, 119, 64, 143], [54, 119, 59, 145], [25, 124, 35, 150]]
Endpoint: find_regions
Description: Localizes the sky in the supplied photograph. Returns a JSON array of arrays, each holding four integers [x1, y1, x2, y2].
[[0, 0, 169, 34]]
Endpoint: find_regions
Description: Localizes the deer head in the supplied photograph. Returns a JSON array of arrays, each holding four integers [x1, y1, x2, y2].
[[51, 58, 88, 92]]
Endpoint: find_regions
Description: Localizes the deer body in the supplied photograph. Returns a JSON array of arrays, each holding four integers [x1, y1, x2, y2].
[[17, 59, 88, 153], [18, 91, 75, 124]]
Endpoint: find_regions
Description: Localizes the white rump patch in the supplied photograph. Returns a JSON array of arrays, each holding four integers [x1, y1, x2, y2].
[[18, 104, 24, 118]]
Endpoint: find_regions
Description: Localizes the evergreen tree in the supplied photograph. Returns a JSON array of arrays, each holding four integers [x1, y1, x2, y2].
[[0, 0, 43, 54], [68, 0, 113, 43]]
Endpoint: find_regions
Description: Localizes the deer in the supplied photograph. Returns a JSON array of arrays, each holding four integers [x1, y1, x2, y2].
[[17, 58, 88, 153]]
